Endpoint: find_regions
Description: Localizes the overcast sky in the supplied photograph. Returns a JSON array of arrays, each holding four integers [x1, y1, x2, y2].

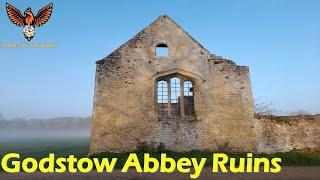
[[0, 0, 319, 119]]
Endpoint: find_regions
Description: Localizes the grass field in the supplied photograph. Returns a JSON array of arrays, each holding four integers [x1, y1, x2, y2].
[[91, 149, 320, 168], [0, 136, 89, 160], [0, 135, 319, 172]]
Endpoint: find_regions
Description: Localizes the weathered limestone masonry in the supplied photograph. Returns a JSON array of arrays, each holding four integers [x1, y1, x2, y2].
[[90, 15, 320, 153], [89, 15, 257, 153], [255, 115, 320, 152]]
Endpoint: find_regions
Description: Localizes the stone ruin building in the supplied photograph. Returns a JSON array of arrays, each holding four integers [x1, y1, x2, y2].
[[89, 15, 320, 153]]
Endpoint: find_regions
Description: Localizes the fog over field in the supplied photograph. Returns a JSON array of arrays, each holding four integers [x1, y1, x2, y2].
[[0, 116, 91, 139], [0, 116, 91, 159]]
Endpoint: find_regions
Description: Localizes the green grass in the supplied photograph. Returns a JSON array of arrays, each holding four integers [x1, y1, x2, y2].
[[0, 137, 319, 172], [0, 136, 89, 172], [90, 150, 320, 168], [0, 137, 89, 159]]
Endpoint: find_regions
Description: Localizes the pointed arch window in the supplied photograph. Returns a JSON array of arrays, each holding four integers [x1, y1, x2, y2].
[[183, 81, 195, 116], [156, 75, 195, 118], [157, 80, 168, 116], [170, 77, 180, 116]]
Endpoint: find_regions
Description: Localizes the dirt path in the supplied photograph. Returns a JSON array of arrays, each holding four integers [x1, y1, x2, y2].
[[1, 166, 319, 180]]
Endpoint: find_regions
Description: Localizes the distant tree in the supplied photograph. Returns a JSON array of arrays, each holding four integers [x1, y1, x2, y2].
[[289, 109, 311, 116], [254, 99, 278, 116], [0, 113, 4, 121], [0, 113, 6, 129]]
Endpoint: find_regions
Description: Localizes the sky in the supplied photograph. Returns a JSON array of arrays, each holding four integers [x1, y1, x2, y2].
[[0, 0, 319, 119]]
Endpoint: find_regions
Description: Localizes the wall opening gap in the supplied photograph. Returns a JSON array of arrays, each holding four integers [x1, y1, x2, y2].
[[156, 44, 168, 57]]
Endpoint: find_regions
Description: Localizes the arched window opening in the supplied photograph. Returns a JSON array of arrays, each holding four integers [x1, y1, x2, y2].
[[156, 44, 168, 57], [156, 76, 196, 118], [170, 77, 181, 116], [183, 81, 195, 116], [157, 80, 168, 116]]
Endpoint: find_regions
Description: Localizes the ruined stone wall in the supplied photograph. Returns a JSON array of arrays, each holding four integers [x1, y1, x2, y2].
[[255, 115, 320, 152], [198, 56, 257, 152], [89, 15, 257, 153]]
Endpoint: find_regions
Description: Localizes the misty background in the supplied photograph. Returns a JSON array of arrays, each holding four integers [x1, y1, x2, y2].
[[0, 0, 320, 123], [0, 114, 90, 138]]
